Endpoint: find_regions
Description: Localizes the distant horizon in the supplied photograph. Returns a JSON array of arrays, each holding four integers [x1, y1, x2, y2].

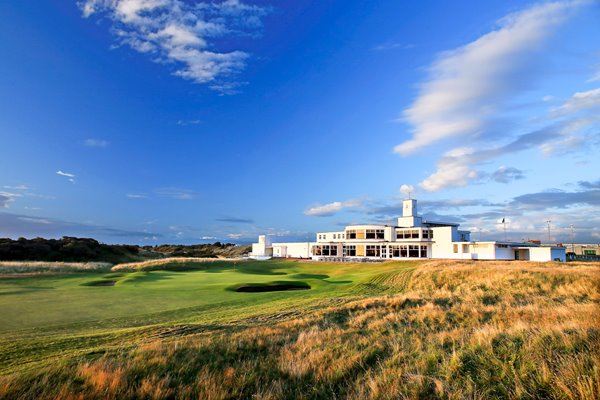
[[1, 1, 599, 245]]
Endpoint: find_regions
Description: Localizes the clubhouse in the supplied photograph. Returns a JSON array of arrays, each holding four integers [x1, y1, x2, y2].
[[250, 199, 566, 262]]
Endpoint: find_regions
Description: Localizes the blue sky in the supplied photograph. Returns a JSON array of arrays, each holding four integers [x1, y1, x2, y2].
[[1, 0, 599, 244]]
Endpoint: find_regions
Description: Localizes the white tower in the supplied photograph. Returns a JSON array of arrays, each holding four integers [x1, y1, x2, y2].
[[397, 199, 422, 228], [403, 199, 417, 217]]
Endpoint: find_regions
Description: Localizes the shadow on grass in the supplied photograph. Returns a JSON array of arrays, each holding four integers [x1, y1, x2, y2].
[[120, 272, 178, 285], [227, 280, 311, 293], [290, 273, 330, 280]]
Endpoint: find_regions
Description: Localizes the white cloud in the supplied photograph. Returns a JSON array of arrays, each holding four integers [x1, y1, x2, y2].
[[84, 138, 109, 147], [80, 0, 269, 93], [553, 87, 600, 116], [304, 199, 363, 217], [155, 187, 197, 200], [399, 184, 414, 196], [395, 1, 587, 155], [420, 148, 479, 192], [3, 185, 28, 190], [56, 170, 75, 178], [372, 42, 414, 52], [126, 193, 148, 198], [56, 170, 76, 183], [0, 192, 22, 208]]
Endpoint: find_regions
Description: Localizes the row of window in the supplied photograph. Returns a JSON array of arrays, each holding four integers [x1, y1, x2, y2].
[[396, 229, 433, 239], [320, 228, 434, 241], [313, 245, 338, 256], [345, 229, 385, 239], [312, 244, 428, 258], [318, 233, 347, 240]]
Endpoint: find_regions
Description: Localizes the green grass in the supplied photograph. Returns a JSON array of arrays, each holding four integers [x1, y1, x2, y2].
[[0, 259, 598, 399]]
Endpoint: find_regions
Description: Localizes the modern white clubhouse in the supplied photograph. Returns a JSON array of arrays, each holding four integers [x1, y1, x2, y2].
[[251, 199, 566, 262]]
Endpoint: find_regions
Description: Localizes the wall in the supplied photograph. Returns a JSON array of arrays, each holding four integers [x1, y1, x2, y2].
[[271, 242, 312, 258], [551, 248, 566, 262], [430, 227, 454, 258], [494, 246, 514, 260], [469, 243, 496, 260]]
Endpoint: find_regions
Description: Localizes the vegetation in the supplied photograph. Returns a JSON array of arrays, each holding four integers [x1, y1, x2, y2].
[[145, 242, 250, 258], [0, 259, 598, 399], [0, 237, 250, 264]]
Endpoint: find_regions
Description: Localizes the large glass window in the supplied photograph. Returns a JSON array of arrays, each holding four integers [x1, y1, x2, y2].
[[366, 245, 381, 257], [411, 230, 419, 239], [409, 245, 420, 257], [346, 230, 356, 239], [401, 245, 408, 257], [343, 245, 356, 257], [420, 246, 427, 258]]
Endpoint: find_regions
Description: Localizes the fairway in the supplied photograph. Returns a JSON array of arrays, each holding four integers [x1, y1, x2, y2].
[[0, 260, 414, 334], [0, 259, 598, 399]]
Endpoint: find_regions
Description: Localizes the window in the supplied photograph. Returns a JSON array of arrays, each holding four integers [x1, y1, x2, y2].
[[346, 230, 356, 239], [411, 230, 419, 239], [409, 245, 419, 257], [498, 244, 508, 248], [356, 230, 365, 239], [584, 250, 596, 255], [453, 244, 458, 253], [422, 229, 433, 239], [343, 245, 356, 257], [366, 229, 376, 239], [401, 245, 408, 257], [462, 244, 469, 253], [312, 245, 322, 256], [330, 246, 338, 256], [420, 246, 427, 258], [366, 245, 381, 257]]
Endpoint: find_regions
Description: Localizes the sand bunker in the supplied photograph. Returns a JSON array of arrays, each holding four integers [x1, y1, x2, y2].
[[85, 280, 116, 287], [234, 282, 310, 293]]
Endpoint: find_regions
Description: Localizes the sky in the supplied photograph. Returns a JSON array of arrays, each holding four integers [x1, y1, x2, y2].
[[0, 0, 599, 245]]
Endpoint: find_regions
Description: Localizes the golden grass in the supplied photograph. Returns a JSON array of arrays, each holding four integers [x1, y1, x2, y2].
[[111, 257, 245, 272], [0, 261, 112, 276], [1, 261, 598, 399]]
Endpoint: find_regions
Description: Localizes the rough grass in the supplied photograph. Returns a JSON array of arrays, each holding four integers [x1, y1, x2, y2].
[[0, 260, 598, 399], [0, 261, 112, 276], [111, 257, 245, 272]]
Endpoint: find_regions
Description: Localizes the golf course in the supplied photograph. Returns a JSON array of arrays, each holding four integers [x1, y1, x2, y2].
[[0, 259, 598, 399]]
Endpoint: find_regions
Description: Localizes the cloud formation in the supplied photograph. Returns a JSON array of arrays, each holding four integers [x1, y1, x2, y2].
[[56, 170, 76, 183], [80, 0, 269, 93], [304, 199, 363, 217], [216, 216, 254, 224], [155, 187, 197, 200], [395, 1, 586, 156], [0, 211, 163, 242], [84, 138, 109, 147], [491, 166, 525, 183]]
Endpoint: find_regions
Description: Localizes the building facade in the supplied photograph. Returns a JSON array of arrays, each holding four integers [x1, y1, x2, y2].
[[250, 199, 566, 262]]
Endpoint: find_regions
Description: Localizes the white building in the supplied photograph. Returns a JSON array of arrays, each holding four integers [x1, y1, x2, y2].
[[250, 199, 566, 262]]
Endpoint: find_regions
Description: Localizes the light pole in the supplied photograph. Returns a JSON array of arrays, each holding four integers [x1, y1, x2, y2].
[[569, 224, 575, 255]]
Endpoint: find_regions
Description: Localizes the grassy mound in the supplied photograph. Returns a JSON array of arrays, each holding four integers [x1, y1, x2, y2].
[[229, 281, 311, 292], [0, 260, 598, 399], [111, 257, 244, 272]]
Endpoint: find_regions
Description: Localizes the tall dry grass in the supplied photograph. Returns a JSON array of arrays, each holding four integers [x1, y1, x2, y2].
[[1, 261, 598, 399], [111, 257, 244, 272], [0, 261, 112, 276]]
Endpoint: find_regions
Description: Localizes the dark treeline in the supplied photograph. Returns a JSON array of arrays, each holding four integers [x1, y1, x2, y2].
[[0, 237, 250, 263]]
